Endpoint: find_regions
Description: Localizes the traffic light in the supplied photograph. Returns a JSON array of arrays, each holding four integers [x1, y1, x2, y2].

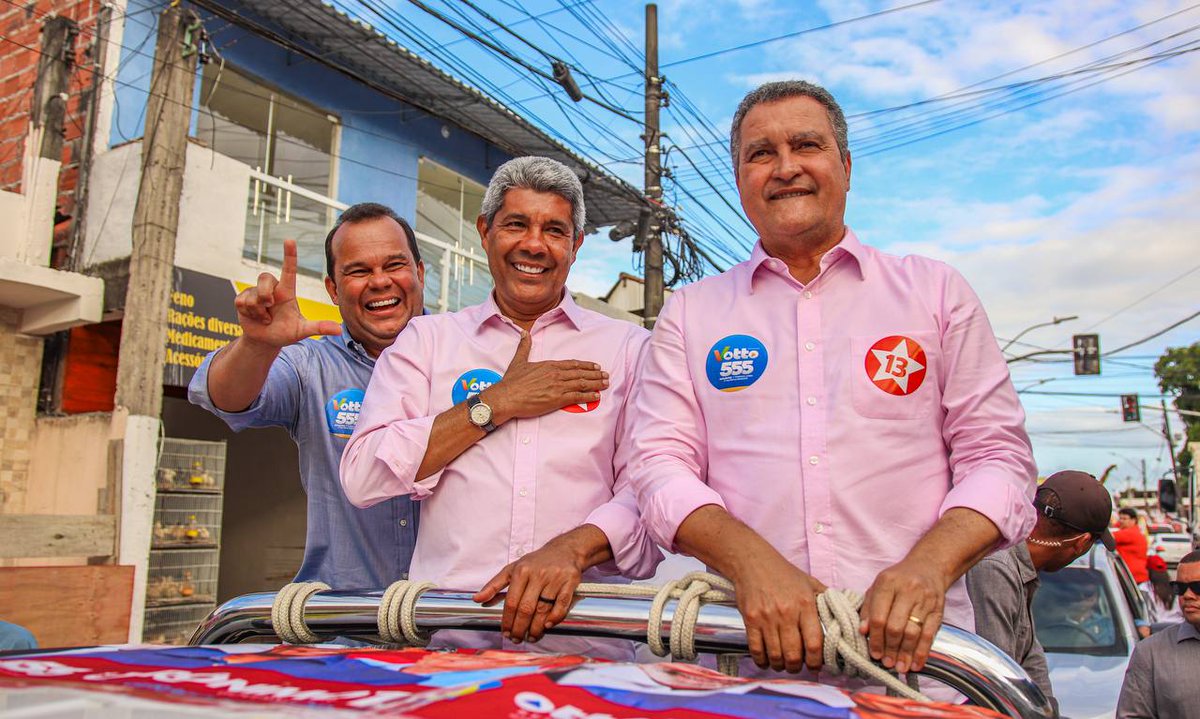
[[1120, 394, 1140, 422]]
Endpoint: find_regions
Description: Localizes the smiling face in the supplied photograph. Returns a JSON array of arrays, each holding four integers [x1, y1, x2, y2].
[[478, 187, 582, 328], [735, 95, 851, 256], [324, 216, 424, 357]]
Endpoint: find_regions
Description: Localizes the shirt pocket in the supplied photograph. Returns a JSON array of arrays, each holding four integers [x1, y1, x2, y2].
[[850, 331, 939, 420]]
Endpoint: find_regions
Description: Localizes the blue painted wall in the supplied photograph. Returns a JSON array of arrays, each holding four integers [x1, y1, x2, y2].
[[110, 0, 511, 222]]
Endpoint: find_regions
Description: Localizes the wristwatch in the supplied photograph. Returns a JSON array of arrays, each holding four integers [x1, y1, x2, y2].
[[466, 394, 496, 434]]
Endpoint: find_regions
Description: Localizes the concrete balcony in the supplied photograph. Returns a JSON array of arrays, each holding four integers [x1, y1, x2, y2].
[[0, 189, 104, 336]]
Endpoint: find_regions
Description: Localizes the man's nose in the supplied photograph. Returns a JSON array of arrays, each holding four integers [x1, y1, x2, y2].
[[772, 149, 803, 181], [367, 269, 392, 287]]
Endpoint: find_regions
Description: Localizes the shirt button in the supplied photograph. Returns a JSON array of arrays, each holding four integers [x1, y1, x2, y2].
[[806, 396, 817, 406], [399, 519, 408, 527], [402, 572, 409, 580], [814, 522, 824, 534], [521, 436, 530, 445], [809, 455, 819, 465], [803, 290, 813, 299], [804, 341, 816, 351], [519, 488, 528, 497]]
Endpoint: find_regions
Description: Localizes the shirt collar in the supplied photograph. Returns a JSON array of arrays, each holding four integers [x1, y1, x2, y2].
[[1177, 621, 1200, 643], [743, 226, 868, 294], [1013, 542, 1039, 584], [339, 324, 373, 361], [470, 289, 585, 334]]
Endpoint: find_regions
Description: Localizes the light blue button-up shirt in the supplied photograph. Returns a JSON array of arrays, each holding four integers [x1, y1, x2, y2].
[[189, 326, 417, 590]]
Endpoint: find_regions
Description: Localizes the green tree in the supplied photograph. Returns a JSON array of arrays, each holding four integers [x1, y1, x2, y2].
[[1155, 342, 1200, 488]]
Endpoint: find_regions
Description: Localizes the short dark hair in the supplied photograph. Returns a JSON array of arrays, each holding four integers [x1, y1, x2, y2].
[[1180, 549, 1200, 565], [1034, 486, 1084, 540], [1118, 507, 1139, 520], [324, 202, 420, 281]]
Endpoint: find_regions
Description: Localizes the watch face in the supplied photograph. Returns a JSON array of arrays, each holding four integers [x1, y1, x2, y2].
[[469, 401, 492, 426]]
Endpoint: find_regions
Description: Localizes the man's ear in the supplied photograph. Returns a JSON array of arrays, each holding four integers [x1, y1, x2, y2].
[[324, 275, 338, 304]]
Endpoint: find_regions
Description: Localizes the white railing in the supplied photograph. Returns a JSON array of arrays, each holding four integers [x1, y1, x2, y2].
[[244, 173, 492, 314]]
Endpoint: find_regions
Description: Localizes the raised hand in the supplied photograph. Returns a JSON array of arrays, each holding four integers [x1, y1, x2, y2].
[[235, 239, 342, 348], [484, 331, 609, 422]]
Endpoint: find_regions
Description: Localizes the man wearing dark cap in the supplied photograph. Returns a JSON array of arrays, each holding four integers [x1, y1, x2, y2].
[[966, 470, 1115, 714]]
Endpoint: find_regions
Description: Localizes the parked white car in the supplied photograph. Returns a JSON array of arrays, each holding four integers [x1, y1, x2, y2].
[[1034, 545, 1150, 719], [1149, 532, 1194, 566]]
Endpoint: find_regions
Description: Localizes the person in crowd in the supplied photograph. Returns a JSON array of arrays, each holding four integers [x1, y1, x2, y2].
[[1113, 507, 1149, 585], [190, 203, 423, 589], [626, 79, 1036, 678], [340, 156, 661, 658], [1116, 550, 1200, 718], [967, 470, 1115, 714], [1142, 555, 1184, 625]]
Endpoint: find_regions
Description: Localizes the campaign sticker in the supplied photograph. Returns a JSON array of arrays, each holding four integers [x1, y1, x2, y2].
[[864, 335, 927, 396], [561, 398, 601, 414], [326, 389, 365, 438], [705, 334, 769, 392], [451, 369, 503, 405]]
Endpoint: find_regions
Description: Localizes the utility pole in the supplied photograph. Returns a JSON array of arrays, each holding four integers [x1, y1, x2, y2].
[[1162, 399, 1181, 484], [23, 16, 77, 265], [1142, 458, 1147, 499], [114, 6, 200, 415], [641, 3, 663, 329], [112, 7, 199, 643]]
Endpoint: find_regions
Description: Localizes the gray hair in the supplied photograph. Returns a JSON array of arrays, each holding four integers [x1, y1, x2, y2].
[[480, 156, 586, 237], [729, 80, 849, 170]]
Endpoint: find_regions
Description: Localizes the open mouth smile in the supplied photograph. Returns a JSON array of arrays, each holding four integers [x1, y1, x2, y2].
[[365, 298, 401, 311], [513, 263, 547, 275]]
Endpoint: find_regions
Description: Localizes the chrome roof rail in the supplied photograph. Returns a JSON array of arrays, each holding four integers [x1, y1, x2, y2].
[[191, 588, 1053, 719]]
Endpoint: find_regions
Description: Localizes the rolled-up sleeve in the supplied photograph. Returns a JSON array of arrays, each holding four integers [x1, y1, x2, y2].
[[340, 321, 439, 508], [586, 329, 664, 579], [188, 346, 301, 432], [627, 292, 726, 552], [935, 267, 1037, 546]]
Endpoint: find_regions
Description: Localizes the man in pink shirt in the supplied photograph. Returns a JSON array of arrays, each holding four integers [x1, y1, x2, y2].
[[628, 81, 1036, 678], [341, 156, 661, 655]]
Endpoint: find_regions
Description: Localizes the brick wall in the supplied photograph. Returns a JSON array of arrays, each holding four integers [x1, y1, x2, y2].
[[0, 308, 46, 512], [0, 0, 105, 221]]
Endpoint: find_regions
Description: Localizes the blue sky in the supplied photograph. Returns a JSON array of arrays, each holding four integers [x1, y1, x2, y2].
[[363, 0, 1199, 493]]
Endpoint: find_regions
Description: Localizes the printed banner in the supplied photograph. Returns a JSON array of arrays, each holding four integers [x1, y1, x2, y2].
[[0, 645, 1006, 718], [163, 268, 341, 387]]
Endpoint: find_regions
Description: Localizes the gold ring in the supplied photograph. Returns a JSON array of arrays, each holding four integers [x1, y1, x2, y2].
[[908, 615, 924, 626]]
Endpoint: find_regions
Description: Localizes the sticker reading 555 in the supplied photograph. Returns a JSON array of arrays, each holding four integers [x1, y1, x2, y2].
[[451, 369, 503, 405], [705, 334, 768, 392], [326, 389, 365, 438]]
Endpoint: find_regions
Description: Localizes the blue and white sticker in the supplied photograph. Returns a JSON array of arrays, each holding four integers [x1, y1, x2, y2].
[[451, 369, 503, 405], [326, 388, 365, 438], [705, 334, 769, 392]]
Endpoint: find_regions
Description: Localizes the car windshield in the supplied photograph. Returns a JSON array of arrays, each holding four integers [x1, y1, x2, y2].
[[1033, 567, 1128, 657]]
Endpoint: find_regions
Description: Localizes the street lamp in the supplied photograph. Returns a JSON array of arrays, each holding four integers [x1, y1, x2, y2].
[[1001, 315, 1079, 353]]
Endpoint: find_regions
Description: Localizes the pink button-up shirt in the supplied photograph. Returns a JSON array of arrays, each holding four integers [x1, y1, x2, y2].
[[628, 230, 1036, 631], [341, 292, 662, 591]]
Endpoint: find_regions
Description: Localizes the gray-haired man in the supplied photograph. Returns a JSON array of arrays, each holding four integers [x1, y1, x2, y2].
[[341, 156, 662, 658]]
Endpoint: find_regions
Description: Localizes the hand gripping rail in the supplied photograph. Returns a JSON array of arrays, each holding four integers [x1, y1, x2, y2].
[[190, 587, 1053, 719]]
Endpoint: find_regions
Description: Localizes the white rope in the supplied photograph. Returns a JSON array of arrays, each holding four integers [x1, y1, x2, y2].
[[272, 575, 928, 701], [817, 588, 927, 702], [377, 579, 436, 647], [270, 581, 329, 644], [579, 571, 742, 672]]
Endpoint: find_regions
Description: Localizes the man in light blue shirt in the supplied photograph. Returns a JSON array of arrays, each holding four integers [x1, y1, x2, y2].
[[189, 203, 424, 589]]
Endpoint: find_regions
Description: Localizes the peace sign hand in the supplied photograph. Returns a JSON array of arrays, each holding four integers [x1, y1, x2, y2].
[[234, 239, 342, 349]]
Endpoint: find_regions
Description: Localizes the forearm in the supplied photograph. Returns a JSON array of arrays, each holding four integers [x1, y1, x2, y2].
[[206, 338, 281, 412], [902, 507, 1000, 583], [674, 505, 785, 583], [550, 524, 614, 572], [415, 403, 486, 480]]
